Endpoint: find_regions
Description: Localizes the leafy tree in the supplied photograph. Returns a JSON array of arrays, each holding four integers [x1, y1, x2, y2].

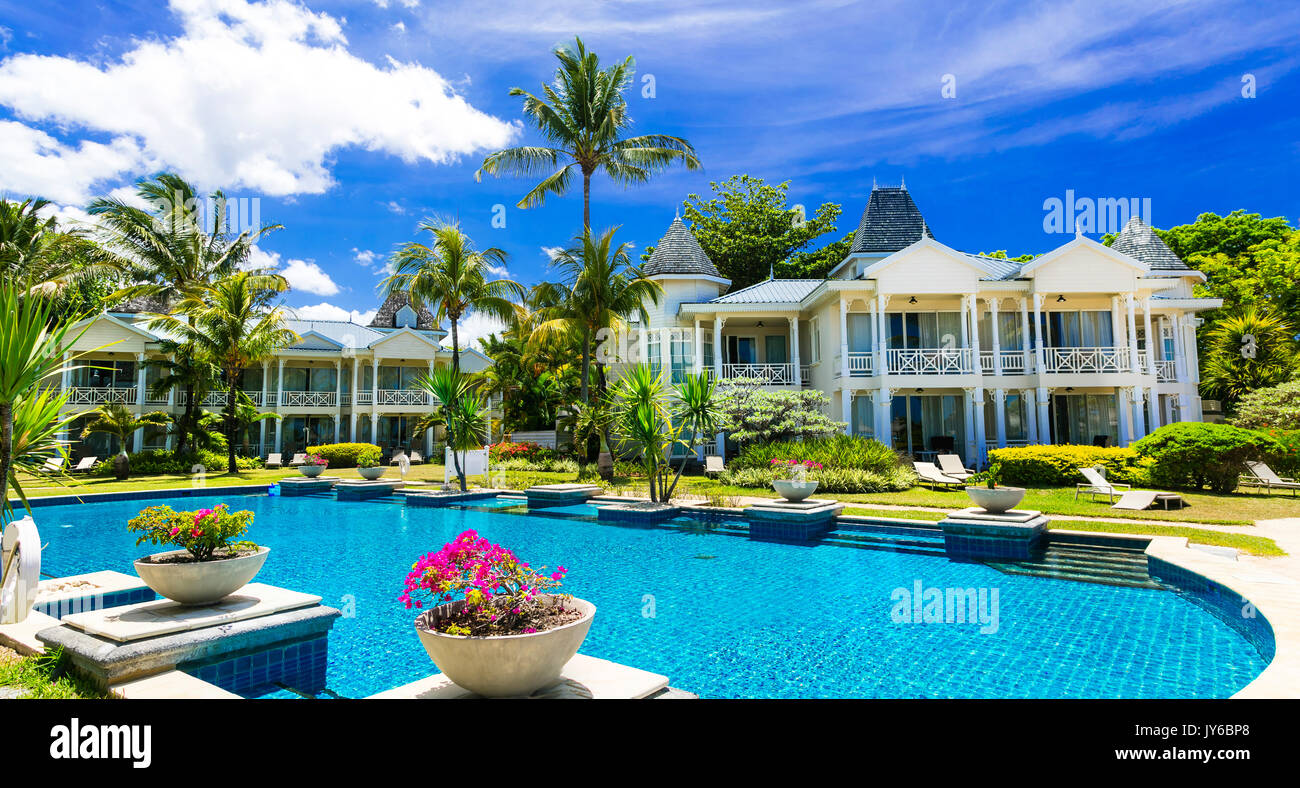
[[80, 403, 171, 480], [610, 365, 720, 502], [1200, 306, 1299, 409], [1133, 422, 1283, 493], [978, 250, 1038, 263], [1156, 210, 1291, 260], [1192, 230, 1300, 331], [644, 176, 842, 290], [477, 36, 700, 231], [717, 384, 846, 445], [0, 198, 122, 317], [1228, 379, 1300, 430], [144, 338, 220, 456], [384, 219, 523, 374], [782, 230, 854, 279]]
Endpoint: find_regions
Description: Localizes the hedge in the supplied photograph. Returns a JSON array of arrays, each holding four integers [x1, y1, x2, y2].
[[718, 464, 915, 494], [92, 449, 262, 476], [731, 435, 904, 473], [986, 445, 1148, 487], [1133, 422, 1284, 493], [1257, 429, 1300, 477], [305, 443, 382, 468]]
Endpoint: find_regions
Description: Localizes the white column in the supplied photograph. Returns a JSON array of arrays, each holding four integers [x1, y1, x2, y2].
[[133, 352, 147, 452], [1032, 294, 1046, 374], [1177, 392, 1195, 425], [973, 387, 987, 466], [989, 298, 1002, 376], [1117, 387, 1133, 446], [1019, 297, 1031, 373], [962, 388, 977, 463], [1023, 389, 1039, 445], [350, 358, 359, 442], [1146, 386, 1161, 435], [638, 324, 649, 367], [428, 359, 436, 405], [968, 294, 982, 375], [713, 318, 724, 378], [959, 295, 970, 356], [259, 360, 270, 454], [993, 388, 1007, 448], [1036, 386, 1051, 444], [275, 358, 285, 452], [839, 295, 850, 379], [1125, 294, 1140, 373], [1131, 386, 1147, 441], [693, 318, 703, 374], [841, 389, 852, 435], [334, 359, 342, 442], [789, 317, 801, 386], [876, 292, 889, 378], [661, 326, 671, 377], [1142, 297, 1155, 375], [877, 388, 893, 449]]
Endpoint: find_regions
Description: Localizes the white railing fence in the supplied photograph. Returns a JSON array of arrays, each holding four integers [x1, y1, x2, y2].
[[1042, 346, 1131, 374]]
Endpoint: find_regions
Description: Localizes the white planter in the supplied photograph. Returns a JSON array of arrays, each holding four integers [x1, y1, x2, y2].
[[133, 546, 270, 606], [357, 466, 385, 480], [299, 464, 326, 477], [965, 486, 1026, 514], [414, 595, 596, 697], [772, 479, 819, 502]]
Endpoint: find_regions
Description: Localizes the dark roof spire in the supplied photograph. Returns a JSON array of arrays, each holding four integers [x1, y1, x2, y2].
[[369, 290, 437, 330], [1111, 216, 1189, 271], [644, 216, 722, 278], [848, 186, 934, 253]]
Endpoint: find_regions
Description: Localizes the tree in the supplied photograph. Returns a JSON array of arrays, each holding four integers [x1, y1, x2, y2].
[[226, 390, 282, 456], [1200, 306, 1299, 409], [80, 403, 171, 480], [1156, 210, 1291, 261], [414, 368, 485, 492], [383, 219, 523, 374], [717, 384, 847, 446], [145, 338, 220, 457], [0, 279, 94, 515], [644, 176, 842, 290], [536, 227, 661, 408], [610, 366, 722, 502], [476, 36, 700, 231], [147, 271, 297, 473], [1192, 230, 1300, 331], [0, 197, 122, 315], [1229, 380, 1300, 431], [782, 230, 854, 279]]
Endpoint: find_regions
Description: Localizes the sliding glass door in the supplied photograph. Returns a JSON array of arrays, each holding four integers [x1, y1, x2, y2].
[[1051, 393, 1118, 446], [889, 394, 965, 457]]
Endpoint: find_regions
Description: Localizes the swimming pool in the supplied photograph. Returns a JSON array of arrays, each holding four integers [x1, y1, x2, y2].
[[32, 491, 1272, 699]]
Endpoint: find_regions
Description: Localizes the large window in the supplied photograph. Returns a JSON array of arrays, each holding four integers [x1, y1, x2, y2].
[[977, 312, 1025, 350], [670, 332, 692, 383], [886, 311, 963, 350], [808, 317, 821, 364], [1042, 310, 1113, 348], [1051, 393, 1119, 446], [984, 393, 1028, 443], [73, 359, 135, 388], [848, 314, 873, 352], [890, 395, 965, 457], [851, 394, 874, 438], [377, 365, 424, 389]]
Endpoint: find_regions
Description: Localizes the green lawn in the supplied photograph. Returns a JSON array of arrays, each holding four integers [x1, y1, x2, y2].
[[0, 647, 112, 699]]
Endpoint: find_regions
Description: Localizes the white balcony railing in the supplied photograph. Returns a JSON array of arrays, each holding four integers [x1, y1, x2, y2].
[[182, 390, 266, 407], [977, 349, 1030, 375], [1042, 346, 1131, 374], [720, 363, 802, 385], [846, 352, 874, 377], [1154, 359, 1175, 382], [886, 348, 971, 375], [377, 389, 432, 406], [66, 387, 137, 405], [279, 390, 338, 408]]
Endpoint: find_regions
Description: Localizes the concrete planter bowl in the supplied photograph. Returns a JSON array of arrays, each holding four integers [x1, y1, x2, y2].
[[965, 486, 1026, 514], [299, 464, 326, 477], [357, 466, 385, 480], [133, 546, 270, 606], [414, 595, 596, 697], [772, 479, 819, 502]]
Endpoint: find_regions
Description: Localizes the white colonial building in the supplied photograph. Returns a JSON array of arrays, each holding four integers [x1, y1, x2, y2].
[[58, 291, 489, 460], [638, 184, 1219, 466]]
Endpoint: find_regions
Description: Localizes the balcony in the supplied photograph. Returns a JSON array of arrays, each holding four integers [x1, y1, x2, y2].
[[1041, 347, 1131, 374], [978, 350, 1029, 375], [66, 387, 137, 405], [718, 363, 810, 386], [278, 390, 338, 408], [1155, 359, 1176, 382], [886, 348, 971, 375], [181, 390, 266, 407], [354, 389, 433, 407]]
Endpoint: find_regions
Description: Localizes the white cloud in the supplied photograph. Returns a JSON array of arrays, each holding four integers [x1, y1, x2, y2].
[[243, 244, 282, 271], [0, 0, 517, 202], [281, 258, 339, 296], [540, 245, 563, 260], [291, 302, 377, 325], [392, 22, 406, 34], [441, 311, 506, 349], [372, 0, 421, 9], [384, 200, 407, 214]]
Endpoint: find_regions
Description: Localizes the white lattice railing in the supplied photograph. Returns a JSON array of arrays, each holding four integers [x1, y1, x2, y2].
[[182, 390, 265, 407], [354, 391, 372, 406], [66, 387, 137, 405], [846, 352, 873, 377], [377, 389, 431, 406], [721, 363, 798, 385], [1042, 346, 1131, 374], [279, 390, 338, 407], [978, 350, 1029, 374], [1155, 359, 1176, 382], [886, 348, 971, 375]]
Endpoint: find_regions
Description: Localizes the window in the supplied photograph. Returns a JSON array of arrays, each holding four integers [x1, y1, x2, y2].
[[890, 395, 965, 457], [885, 311, 962, 350], [851, 394, 873, 438], [702, 330, 714, 370], [670, 332, 692, 383], [848, 314, 873, 352], [977, 312, 1024, 350], [1051, 393, 1119, 445], [808, 317, 821, 364], [1043, 310, 1113, 348], [395, 305, 418, 328]]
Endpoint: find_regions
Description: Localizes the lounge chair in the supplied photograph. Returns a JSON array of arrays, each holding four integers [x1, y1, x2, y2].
[[36, 456, 66, 474], [913, 461, 964, 490], [68, 456, 98, 474], [704, 455, 725, 477], [1074, 466, 1131, 503], [936, 454, 975, 481], [389, 451, 409, 466], [1112, 490, 1185, 510], [288, 453, 307, 467], [1240, 461, 1300, 496], [265, 452, 283, 469], [408, 451, 424, 465]]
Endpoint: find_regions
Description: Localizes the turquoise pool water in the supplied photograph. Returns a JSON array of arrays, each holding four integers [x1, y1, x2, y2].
[[32, 491, 1271, 699]]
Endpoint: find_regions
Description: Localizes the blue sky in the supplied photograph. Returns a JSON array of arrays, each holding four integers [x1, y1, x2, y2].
[[1, 0, 1298, 343]]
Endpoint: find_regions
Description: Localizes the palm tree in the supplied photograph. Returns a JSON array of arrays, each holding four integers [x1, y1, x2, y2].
[[147, 271, 297, 473], [665, 371, 723, 496], [383, 220, 524, 374], [80, 403, 171, 480], [476, 36, 701, 231], [226, 390, 282, 456], [536, 227, 662, 405], [0, 279, 96, 515], [414, 368, 484, 491], [1202, 306, 1300, 408], [0, 197, 120, 303], [145, 338, 220, 457]]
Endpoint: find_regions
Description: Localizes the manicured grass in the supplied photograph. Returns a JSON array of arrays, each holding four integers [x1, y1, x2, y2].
[[0, 647, 112, 699], [1046, 520, 1285, 557], [841, 506, 946, 522]]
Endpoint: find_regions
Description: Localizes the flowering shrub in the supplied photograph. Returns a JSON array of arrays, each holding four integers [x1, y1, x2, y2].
[[770, 458, 823, 480], [488, 441, 553, 462], [302, 453, 328, 467], [306, 443, 380, 468], [400, 530, 569, 637], [126, 504, 257, 562]]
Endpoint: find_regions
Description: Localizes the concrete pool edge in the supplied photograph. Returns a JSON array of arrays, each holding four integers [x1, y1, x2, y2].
[[13, 484, 275, 509]]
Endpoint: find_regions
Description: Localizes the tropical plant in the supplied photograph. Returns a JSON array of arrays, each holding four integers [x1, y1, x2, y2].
[[224, 389, 281, 456], [1200, 305, 1299, 408], [0, 279, 99, 514], [1229, 380, 1300, 431], [610, 365, 719, 502], [383, 220, 523, 373], [414, 368, 487, 491], [716, 383, 846, 445], [731, 434, 904, 473], [304, 442, 382, 468], [0, 197, 121, 313], [477, 36, 701, 230], [79, 403, 171, 480], [127, 504, 256, 562], [1132, 422, 1284, 493], [146, 271, 297, 473]]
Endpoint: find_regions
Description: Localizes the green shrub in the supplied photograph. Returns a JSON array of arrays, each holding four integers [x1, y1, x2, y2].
[[1256, 429, 1300, 477], [731, 435, 904, 473], [357, 446, 382, 468], [1132, 422, 1285, 493], [305, 443, 382, 468], [1230, 380, 1300, 430], [92, 449, 262, 476], [986, 444, 1147, 487], [719, 463, 915, 493], [495, 456, 580, 473]]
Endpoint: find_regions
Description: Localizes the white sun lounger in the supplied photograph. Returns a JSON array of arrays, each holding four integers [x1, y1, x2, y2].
[[389, 451, 409, 466], [704, 455, 725, 477], [265, 452, 283, 468], [37, 456, 66, 474], [1111, 490, 1185, 510], [68, 456, 98, 473], [913, 461, 964, 490], [1074, 466, 1131, 503], [936, 454, 975, 481], [287, 453, 307, 467], [408, 451, 424, 465]]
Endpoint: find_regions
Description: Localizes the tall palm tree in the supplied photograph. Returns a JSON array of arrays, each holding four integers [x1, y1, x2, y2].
[[0, 197, 119, 301], [476, 36, 701, 230], [536, 227, 662, 405], [1202, 305, 1299, 408], [80, 403, 171, 480], [382, 219, 524, 373], [145, 338, 220, 457], [147, 271, 297, 473]]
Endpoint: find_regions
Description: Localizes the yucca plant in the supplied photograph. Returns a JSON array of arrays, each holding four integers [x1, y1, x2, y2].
[[80, 403, 171, 480], [611, 365, 720, 503], [413, 368, 487, 491], [7, 388, 82, 512], [1201, 306, 1299, 408]]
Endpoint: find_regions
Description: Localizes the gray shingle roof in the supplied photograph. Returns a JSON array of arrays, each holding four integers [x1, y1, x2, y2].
[[710, 279, 821, 304], [849, 186, 935, 253], [644, 217, 722, 278], [1111, 216, 1188, 271], [369, 290, 438, 329], [109, 292, 172, 315]]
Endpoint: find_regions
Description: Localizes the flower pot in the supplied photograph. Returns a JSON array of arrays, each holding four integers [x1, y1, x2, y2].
[[772, 479, 819, 502], [299, 464, 325, 477], [357, 466, 385, 480], [133, 546, 270, 606], [596, 451, 614, 482], [414, 595, 596, 697], [965, 486, 1026, 514]]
